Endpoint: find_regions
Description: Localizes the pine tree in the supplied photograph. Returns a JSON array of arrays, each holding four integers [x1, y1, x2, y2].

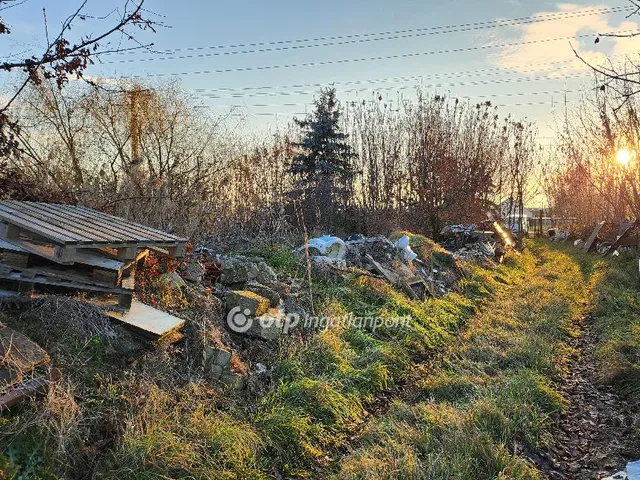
[[290, 88, 356, 229]]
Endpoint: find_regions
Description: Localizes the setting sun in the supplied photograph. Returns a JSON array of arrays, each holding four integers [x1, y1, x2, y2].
[[617, 148, 632, 167]]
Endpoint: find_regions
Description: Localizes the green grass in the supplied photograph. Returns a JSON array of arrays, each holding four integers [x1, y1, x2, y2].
[[332, 241, 590, 479], [589, 253, 640, 397]]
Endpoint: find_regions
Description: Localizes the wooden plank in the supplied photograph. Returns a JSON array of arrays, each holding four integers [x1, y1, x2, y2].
[[0, 369, 61, 412], [2, 200, 115, 244], [584, 221, 605, 252], [106, 301, 185, 339], [0, 326, 50, 387], [0, 262, 118, 288], [72, 205, 181, 242], [0, 205, 85, 244], [0, 238, 30, 268], [0, 268, 133, 296], [0, 230, 76, 265], [74, 205, 186, 242], [12, 201, 137, 244], [29, 202, 143, 244]]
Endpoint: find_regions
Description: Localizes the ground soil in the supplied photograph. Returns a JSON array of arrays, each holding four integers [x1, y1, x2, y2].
[[536, 324, 640, 480]]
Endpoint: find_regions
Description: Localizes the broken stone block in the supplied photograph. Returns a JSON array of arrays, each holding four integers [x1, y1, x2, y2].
[[255, 261, 277, 284], [181, 260, 205, 283], [160, 271, 186, 290], [263, 280, 290, 297], [210, 364, 224, 378], [220, 262, 251, 285], [226, 290, 269, 317], [245, 282, 280, 307], [212, 348, 232, 367], [221, 372, 244, 389], [247, 308, 285, 341]]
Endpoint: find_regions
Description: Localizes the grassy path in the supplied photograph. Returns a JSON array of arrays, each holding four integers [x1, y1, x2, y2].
[[328, 241, 595, 479]]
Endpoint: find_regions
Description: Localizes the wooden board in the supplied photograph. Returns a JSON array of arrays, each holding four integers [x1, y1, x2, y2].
[[0, 268, 133, 310], [584, 221, 606, 252], [0, 201, 187, 264], [611, 219, 639, 251], [0, 326, 49, 387], [106, 301, 185, 340], [0, 368, 61, 411]]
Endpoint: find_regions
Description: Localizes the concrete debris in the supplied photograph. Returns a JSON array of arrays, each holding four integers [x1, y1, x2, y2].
[[439, 222, 513, 264], [226, 290, 270, 318], [160, 271, 186, 290], [245, 308, 286, 341], [344, 235, 397, 268], [602, 460, 640, 480], [244, 281, 281, 308], [180, 260, 206, 284], [254, 362, 267, 374], [295, 231, 490, 299], [203, 346, 233, 380]]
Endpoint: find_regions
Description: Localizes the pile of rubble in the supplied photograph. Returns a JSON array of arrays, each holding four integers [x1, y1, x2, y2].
[[439, 222, 514, 263], [574, 219, 639, 256], [295, 233, 460, 299]]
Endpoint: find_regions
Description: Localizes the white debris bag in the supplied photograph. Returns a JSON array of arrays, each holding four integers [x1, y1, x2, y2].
[[307, 235, 346, 260], [394, 235, 418, 262]]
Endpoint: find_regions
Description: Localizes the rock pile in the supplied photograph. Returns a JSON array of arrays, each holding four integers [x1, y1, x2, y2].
[[296, 233, 461, 300]]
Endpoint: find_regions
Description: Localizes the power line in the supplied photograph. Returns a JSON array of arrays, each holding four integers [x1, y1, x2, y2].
[[113, 5, 631, 56], [102, 6, 632, 64], [136, 30, 636, 78], [214, 97, 575, 117], [199, 88, 578, 109], [195, 71, 591, 100], [192, 58, 586, 93]]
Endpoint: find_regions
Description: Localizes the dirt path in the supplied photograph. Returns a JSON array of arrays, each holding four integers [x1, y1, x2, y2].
[[539, 324, 640, 480]]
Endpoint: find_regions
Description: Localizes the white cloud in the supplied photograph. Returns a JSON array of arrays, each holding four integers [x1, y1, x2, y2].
[[489, 3, 640, 76]]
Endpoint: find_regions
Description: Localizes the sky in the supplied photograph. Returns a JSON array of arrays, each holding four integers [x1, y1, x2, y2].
[[2, 0, 640, 141]]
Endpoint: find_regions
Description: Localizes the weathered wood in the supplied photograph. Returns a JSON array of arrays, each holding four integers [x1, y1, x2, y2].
[[0, 268, 133, 303], [0, 326, 49, 387], [584, 221, 606, 252], [106, 301, 185, 340], [0, 202, 187, 264], [0, 368, 61, 412], [611, 219, 639, 251]]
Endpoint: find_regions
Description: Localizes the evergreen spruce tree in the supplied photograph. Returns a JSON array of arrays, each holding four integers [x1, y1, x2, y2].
[[290, 88, 356, 230]]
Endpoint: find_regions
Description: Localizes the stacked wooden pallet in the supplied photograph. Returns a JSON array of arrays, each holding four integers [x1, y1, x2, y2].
[[0, 201, 187, 342]]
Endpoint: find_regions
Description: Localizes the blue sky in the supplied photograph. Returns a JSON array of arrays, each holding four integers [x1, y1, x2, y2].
[[2, 0, 640, 139]]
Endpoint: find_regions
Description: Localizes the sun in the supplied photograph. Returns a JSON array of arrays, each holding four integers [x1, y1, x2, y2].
[[617, 148, 632, 167]]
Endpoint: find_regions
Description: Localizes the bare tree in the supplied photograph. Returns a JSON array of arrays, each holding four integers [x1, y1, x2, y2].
[[0, 0, 155, 157]]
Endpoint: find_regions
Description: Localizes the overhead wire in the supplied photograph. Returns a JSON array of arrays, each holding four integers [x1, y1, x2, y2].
[[102, 6, 632, 64], [134, 30, 637, 77]]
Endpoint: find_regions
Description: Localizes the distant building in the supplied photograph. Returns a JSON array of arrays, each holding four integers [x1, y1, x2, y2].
[[500, 200, 533, 233]]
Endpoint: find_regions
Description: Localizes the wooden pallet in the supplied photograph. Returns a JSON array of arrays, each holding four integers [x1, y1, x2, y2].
[[0, 265, 133, 310], [0, 201, 186, 264], [0, 239, 147, 288]]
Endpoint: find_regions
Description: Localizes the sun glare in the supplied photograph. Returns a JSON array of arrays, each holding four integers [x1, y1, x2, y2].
[[617, 148, 632, 167]]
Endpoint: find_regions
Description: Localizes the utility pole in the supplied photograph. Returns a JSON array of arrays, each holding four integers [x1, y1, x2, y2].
[[125, 86, 150, 163]]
